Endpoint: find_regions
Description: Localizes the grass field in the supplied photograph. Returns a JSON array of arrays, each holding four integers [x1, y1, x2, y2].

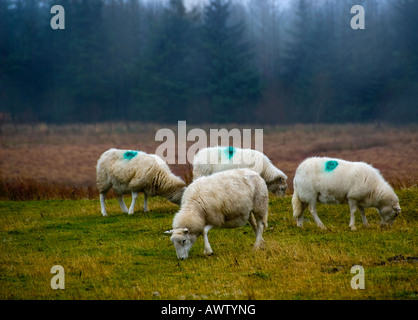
[[0, 189, 417, 300], [1, 123, 417, 197], [0, 122, 417, 300]]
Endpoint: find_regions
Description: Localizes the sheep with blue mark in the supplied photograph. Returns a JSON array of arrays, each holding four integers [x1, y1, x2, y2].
[[192, 146, 288, 197], [96, 148, 186, 216], [292, 157, 401, 230]]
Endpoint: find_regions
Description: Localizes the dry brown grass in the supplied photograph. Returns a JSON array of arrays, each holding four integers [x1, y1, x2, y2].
[[0, 178, 95, 201], [0, 122, 417, 199]]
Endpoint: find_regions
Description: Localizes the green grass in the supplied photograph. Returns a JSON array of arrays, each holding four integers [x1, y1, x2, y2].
[[0, 189, 417, 300]]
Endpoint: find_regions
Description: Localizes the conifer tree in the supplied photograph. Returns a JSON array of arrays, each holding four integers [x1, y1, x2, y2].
[[201, 0, 261, 123]]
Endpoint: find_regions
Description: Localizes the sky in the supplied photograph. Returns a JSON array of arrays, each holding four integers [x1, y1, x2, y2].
[[185, 0, 290, 10], [142, 0, 292, 11]]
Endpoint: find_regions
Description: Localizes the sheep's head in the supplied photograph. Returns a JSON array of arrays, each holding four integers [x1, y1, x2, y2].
[[379, 202, 401, 226], [267, 176, 288, 197], [165, 228, 197, 260]]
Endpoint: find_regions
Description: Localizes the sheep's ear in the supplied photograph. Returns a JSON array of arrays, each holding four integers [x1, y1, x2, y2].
[[183, 228, 189, 234], [164, 229, 174, 235], [277, 176, 287, 183]]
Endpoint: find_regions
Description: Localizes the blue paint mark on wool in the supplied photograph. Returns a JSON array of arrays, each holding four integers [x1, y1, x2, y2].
[[325, 160, 338, 172], [224, 146, 236, 159], [124, 150, 138, 160]]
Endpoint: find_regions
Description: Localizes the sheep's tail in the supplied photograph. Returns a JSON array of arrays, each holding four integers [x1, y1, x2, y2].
[[292, 183, 303, 219]]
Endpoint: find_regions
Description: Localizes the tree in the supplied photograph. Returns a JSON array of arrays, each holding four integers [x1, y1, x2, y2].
[[280, 0, 316, 122], [246, 0, 283, 83], [1, 0, 51, 126], [379, 0, 418, 122], [134, 0, 198, 122], [65, 0, 108, 122], [201, 0, 262, 123]]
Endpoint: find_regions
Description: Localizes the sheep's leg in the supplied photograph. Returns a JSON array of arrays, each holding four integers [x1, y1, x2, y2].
[[253, 219, 265, 250], [252, 201, 268, 250], [359, 206, 369, 227], [296, 202, 308, 228], [143, 194, 148, 212], [117, 195, 129, 213], [203, 225, 213, 256], [128, 191, 138, 215], [100, 193, 107, 216], [293, 192, 308, 228], [348, 199, 358, 231], [249, 213, 257, 234], [309, 202, 327, 230], [297, 211, 305, 227]]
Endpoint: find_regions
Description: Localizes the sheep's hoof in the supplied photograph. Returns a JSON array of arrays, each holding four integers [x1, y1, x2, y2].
[[253, 241, 265, 251], [101, 212, 107, 217], [350, 225, 357, 231], [128, 211, 134, 215], [379, 223, 389, 229], [318, 224, 327, 230], [203, 251, 213, 256]]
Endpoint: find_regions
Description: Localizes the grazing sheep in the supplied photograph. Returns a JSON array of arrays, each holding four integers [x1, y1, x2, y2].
[[193, 146, 288, 196], [165, 168, 269, 260], [96, 148, 186, 216], [292, 157, 401, 230]]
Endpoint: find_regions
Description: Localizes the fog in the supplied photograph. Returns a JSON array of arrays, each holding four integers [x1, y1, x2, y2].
[[0, 0, 416, 125]]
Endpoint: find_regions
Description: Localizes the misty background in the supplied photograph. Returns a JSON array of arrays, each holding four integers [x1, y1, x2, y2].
[[0, 0, 417, 126]]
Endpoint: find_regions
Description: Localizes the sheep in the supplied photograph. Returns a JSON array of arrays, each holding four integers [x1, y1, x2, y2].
[[192, 146, 288, 197], [96, 148, 186, 216], [165, 168, 269, 260], [292, 157, 401, 230]]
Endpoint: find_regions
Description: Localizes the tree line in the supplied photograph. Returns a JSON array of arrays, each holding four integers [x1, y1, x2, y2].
[[0, 0, 417, 125]]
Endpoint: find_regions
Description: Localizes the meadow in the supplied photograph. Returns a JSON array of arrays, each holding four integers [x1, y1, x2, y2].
[[0, 123, 417, 299], [0, 191, 417, 300], [1, 122, 418, 196]]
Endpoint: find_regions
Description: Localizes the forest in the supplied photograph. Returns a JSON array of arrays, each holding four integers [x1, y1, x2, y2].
[[0, 0, 417, 125]]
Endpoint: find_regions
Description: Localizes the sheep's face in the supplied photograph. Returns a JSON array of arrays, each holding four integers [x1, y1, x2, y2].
[[379, 202, 401, 226], [165, 228, 197, 260], [268, 176, 288, 197]]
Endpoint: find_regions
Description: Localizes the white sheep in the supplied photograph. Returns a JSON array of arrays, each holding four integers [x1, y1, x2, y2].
[[193, 146, 288, 196], [96, 148, 186, 216], [292, 157, 401, 230], [165, 168, 269, 260]]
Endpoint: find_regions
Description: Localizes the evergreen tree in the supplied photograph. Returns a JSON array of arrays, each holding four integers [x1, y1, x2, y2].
[[201, 0, 262, 123], [134, 0, 198, 123], [66, 0, 108, 122], [335, 0, 391, 122], [1, 0, 51, 125], [281, 0, 316, 122], [0, 0, 416, 125], [381, 0, 418, 122], [306, 0, 338, 123]]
